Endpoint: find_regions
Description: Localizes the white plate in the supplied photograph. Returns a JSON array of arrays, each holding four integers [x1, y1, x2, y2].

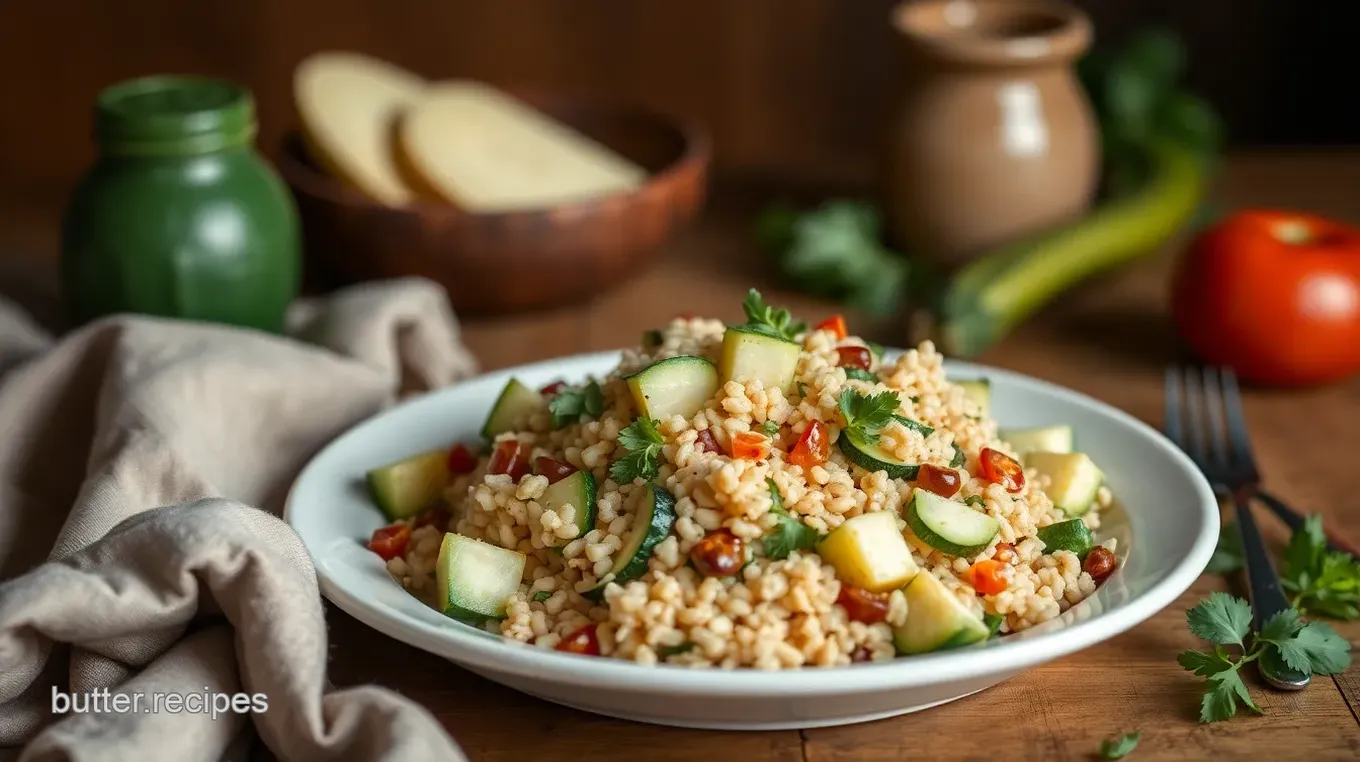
[[285, 351, 1217, 730]]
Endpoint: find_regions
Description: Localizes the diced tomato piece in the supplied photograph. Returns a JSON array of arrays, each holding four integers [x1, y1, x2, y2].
[[446, 443, 478, 474], [979, 447, 1026, 493], [695, 429, 722, 454], [916, 463, 961, 497], [968, 559, 1010, 595], [368, 523, 411, 560], [836, 346, 873, 371], [413, 505, 451, 530], [539, 381, 567, 397], [815, 314, 848, 340], [556, 623, 601, 656], [489, 440, 532, 480], [788, 421, 830, 468], [535, 456, 578, 484], [731, 431, 770, 460], [836, 585, 890, 624]]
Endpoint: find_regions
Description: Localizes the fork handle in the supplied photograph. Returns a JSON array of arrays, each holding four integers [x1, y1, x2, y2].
[[1232, 494, 1297, 627], [1255, 490, 1360, 557]]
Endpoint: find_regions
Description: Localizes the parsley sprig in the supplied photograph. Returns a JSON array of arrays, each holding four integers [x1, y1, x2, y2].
[[1178, 592, 1351, 723], [737, 289, 806, 342], [762, 478, 818, 560], [1281, 514, 1360, 620], [610, 418, 664, 484], [1099, 732, 1140, 760], [836, 388, 902, 444], [548, 380, 605, 429]]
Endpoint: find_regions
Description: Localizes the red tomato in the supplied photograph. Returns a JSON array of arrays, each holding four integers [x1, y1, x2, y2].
[[731, 431, 770, 460], [979, 447, 1025, 493], [535, 456, 577, 483], [446, 443, 477, 474], [488, 440, 532, 480], [916, 463, 961, 497], [815, 314, 848, 340], [835, 346, 873, 371], [836, 585, 890, 624], [788, 421, 829, 468], [368, 523, 411, 560], [539, 381, 567, 397], [968, 559, 1009, 595], [1172, 209, 1360, 387], [556, 623, 601, 656]]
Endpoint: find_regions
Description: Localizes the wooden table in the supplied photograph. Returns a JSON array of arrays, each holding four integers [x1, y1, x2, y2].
[[4, 153, 1359, 760]]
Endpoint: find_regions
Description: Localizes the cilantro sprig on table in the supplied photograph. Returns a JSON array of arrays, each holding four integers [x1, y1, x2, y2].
[[737, 289, 806, 342], [609, 418, 664, 484], [1178, 592, 1351, 723], [548, 380, 605, 429], [1099, 732, 1140, 760], [837, 388, 902, 445], [1281, 514, 1360, 620], [762, 478, 818, 560]]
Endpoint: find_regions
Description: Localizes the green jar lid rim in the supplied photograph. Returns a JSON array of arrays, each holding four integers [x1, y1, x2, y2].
[[96, 75, 257, 156]]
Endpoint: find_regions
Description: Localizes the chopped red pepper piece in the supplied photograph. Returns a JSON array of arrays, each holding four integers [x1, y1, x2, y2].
[[731, 431, 770, 460], [535, 456, 578, 484], [979, 447, 1025, 493], [539, 381, 567, 397], [836, 346, 873, 371], [488, 440, 532, 480], [968, 559, 1010, 595], [788, 421, 829, 468], [368, 523, 411, 560], [446, 443, 478, 474], [556, 623, 601, 656], [814, 314, 848, 340], [695, 429, 722, 454]]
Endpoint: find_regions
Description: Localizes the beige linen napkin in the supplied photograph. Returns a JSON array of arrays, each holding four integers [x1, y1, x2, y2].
[[0, 278, 478, 761]]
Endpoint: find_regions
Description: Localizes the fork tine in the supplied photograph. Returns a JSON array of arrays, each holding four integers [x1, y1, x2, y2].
[[1163, 366, 1183, 450], [1183, 366, 1208, 467], [1220, 367, 1258, 471], [1202, 366, 1228, 468]]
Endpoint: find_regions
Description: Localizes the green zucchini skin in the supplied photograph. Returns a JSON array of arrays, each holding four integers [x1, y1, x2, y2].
[[584, 484, 677, 600], [934, 138, 1207, 358]]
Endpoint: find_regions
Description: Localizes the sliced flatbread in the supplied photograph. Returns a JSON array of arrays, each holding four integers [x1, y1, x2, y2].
[[294, 51, 425, 206], [399, 81, 647, 213]]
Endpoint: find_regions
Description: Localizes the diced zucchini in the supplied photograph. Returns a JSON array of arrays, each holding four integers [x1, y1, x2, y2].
[[904, 488, 1001, 557], [1036, 518, 1094, 558], [625, 355, 719, 420], [481, 378, 543, 439], [1026, 451, 1103, 517], [538, 470, 597, 543], [838, 430, 921, 480], [719, 327, 801, 395], [586, 484, 676, 598], [893, 571, 990, 654], [1000, 425, 1074, 457], [956, 378, 991, 418], [435, 533, 526, 621], [817, 511, 919, 593], [366, 449, 450, 520]]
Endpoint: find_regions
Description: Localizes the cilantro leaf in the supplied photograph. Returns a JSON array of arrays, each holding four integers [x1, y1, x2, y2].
[[1275, 621, 1353, 676], [760, 420, 780, 437], [738, 289, 807, 342], [964, 496, 986, 508], [1200, 667, 1259, 723], [844, 367, 878, 382], [1099, 731, 1140, 759], [983, 612, 1005, 639], [1177, 648, 1234, 677], [1280, 514, 1360, 620], [532, 591, 552, 602], [837, 388, 901, 444], [1256, 608, 1304, 645], [657, 641, 696, 658], [610, 418, 665, 483], [763, 477, 818, 560], [549, 380, 605, 429], [1186, 592, 1252, 647], [1205, 521, 1244, 574]]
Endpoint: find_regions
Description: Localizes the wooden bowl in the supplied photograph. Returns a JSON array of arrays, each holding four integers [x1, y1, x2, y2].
[[278, 92, 710, 316]]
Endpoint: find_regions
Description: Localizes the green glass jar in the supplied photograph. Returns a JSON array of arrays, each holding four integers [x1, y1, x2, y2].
[[61, 76, 300, 332]]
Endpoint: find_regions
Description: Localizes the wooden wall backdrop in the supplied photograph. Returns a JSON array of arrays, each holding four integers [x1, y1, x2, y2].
[[0, 0, 1356, 207]]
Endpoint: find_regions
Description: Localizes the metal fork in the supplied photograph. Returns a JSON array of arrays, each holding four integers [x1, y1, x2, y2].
[[1164, 365, 1310, 690]]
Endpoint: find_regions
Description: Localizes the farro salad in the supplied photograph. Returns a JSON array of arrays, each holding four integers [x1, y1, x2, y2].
[[363, 290, 1120, 669]]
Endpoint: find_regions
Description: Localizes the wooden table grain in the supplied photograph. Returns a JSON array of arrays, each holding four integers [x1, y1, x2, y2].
[[3, 153, 1359, 761]]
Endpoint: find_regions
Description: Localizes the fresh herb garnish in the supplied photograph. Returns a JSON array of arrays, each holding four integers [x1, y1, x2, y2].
[[1099, 732, 1140, 760], [610, 418, 665, 484], [532, 591, 552, 602], [983, 612, 1004, 639], [964, 496, 986, 508], [1178, 592, 1351, 723], [796, 381, 808, 398], [737, 289, 807, 342], [763, 477, 818, 560], [1281, 514, 1360, 620], [657, 641, 696, 658], [844, 367, 878, 382], [1205, 520, 1245, 574], [760, 420, 780, 437], [549, 380, 605, 429], [837, 388, 902, 444]]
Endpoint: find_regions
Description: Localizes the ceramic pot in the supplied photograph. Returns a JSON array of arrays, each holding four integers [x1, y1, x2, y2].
[[884, 0, 1099, 268]]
